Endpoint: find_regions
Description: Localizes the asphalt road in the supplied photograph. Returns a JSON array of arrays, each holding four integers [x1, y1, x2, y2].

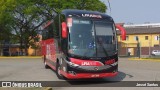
[[0, 57, 160, 90]]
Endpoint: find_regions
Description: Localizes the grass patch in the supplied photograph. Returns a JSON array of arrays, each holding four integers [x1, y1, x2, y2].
[[142, 58, 160, 60]]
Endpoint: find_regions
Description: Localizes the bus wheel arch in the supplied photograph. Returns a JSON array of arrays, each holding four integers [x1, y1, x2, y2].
[[56, 59, 64, 79]]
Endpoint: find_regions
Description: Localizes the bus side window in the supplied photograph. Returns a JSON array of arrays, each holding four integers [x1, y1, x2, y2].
[[48, 23, 54, 38], [42, 30, 48, 40], [53, 15, 60, 38]]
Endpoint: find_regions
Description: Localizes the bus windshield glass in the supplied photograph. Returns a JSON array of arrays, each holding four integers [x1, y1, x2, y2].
[[68, 18, 117, 58]]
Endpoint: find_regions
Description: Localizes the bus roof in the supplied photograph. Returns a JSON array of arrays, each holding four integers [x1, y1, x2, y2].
[[61, 9, 113, 22]]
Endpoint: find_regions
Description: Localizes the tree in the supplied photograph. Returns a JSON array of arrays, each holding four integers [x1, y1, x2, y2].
[[0, 0, 16, 56], [0, 0, 107, 56], [11, 0, 46, 55], [37, 0, 107, 13]]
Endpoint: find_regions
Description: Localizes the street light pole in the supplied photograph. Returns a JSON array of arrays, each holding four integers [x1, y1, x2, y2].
[[0, 31, 1, 56], [149, 41, 151, 57], [159, 34, 160, 47], [136, 36, 140, 58]]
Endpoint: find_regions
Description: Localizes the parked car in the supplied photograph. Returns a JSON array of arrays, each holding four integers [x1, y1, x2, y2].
[[151, 50, 160, 56]]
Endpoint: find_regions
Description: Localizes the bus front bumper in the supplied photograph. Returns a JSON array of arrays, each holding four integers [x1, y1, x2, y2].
[[61, 71, 118, 79]]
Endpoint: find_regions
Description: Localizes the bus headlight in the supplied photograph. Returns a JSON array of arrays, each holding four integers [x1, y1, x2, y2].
[[64, 59, 79, 67], [105, 59, 115, 65], [111, 62, 118, 66], [68, 62, 79, 67]]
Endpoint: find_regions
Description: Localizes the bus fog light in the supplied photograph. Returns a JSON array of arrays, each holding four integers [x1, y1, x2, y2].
[[113, 69, 118, 73], [111, 62, 118, 66], [113, 70, 116, 73], [68, 71, 76, 76]]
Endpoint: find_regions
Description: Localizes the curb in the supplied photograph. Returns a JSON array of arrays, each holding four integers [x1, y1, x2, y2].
[[128, 58, 160, 62], [45, 87, 52, 90]]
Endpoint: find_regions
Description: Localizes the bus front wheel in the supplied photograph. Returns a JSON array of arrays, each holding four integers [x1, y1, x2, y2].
[[56, 63, 64, 79]]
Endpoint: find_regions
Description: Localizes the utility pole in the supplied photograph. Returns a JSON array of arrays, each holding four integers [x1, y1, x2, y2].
[[136, 36, 140, 58], [0, 31, 1, 56], [159, 34, 160, 47], [149, 41, 151, 57]]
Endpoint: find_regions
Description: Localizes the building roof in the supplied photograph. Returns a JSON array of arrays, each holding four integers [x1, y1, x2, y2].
[[124, 23, 160, 27], [117, 27, 160, 35]]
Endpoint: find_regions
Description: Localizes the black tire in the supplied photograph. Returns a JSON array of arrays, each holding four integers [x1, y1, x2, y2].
[[56, 62, 64, 79], [44, 56, 49, 69], [151, 54, 155, 56]]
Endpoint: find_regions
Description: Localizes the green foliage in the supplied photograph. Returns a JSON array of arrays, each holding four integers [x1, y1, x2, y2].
[[0, 0, 16, 43], [0, 0, 107, 55], [39, 0, 107, 13]]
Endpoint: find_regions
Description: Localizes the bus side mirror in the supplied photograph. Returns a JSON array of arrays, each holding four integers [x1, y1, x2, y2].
[[116, 25, 126, 40], [61, 22, 68, 38]]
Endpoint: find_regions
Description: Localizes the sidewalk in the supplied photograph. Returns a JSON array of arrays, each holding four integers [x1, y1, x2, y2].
[[0, 56, 159, 61], [128, 57, 160, 62]]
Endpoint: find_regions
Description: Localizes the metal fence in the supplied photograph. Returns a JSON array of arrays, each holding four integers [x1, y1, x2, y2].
[[118, 42, 160, 58]]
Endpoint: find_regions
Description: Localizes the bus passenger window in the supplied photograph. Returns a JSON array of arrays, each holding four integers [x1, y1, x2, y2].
[[42, 30, 48, 40]]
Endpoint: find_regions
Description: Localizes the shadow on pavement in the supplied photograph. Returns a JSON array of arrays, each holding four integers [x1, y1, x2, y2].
[[104, 71, 133, 81]]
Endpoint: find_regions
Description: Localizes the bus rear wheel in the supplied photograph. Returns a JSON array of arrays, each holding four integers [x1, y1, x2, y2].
[[44, 61, 50, 69], [56, 63, 64, 79], [44, 56, 49, 69]]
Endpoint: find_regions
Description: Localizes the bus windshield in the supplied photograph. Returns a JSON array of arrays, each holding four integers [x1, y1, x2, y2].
[[68, 18, 117, 58]]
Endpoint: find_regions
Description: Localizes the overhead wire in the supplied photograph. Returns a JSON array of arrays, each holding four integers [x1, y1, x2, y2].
[[107, 0, 112, 15]]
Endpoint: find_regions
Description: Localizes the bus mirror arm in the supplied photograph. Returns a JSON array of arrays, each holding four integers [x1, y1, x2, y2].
[[61, 22, 68, 38], [116, 25, 126, 40]]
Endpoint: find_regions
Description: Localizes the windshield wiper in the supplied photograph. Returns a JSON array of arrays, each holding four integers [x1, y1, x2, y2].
[[98, 43, 109, 57]]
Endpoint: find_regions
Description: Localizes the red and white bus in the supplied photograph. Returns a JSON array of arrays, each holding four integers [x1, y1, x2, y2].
[[41, 9, 126, 79]]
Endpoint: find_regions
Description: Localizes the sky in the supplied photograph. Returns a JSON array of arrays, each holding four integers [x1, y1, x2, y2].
[[101, 0, 160, 24]]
